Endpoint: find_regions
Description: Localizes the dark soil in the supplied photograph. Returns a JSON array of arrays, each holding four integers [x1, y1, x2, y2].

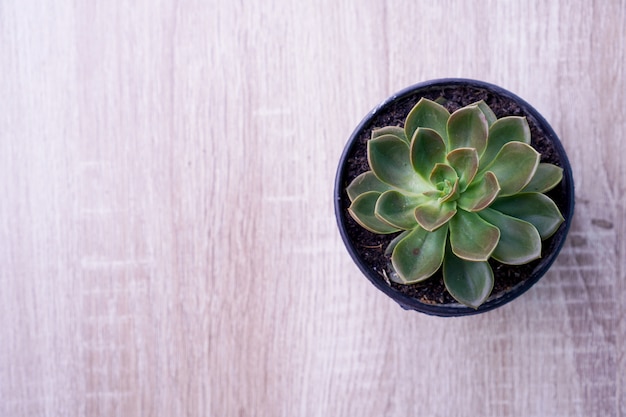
[[339, 83, 570, 306]]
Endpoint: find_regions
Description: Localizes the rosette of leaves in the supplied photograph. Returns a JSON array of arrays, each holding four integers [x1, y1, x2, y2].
[[347, 98, 564, 308]]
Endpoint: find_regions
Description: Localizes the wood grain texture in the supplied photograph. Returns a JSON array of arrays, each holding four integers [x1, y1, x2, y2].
[[0, 0, 624, 416]]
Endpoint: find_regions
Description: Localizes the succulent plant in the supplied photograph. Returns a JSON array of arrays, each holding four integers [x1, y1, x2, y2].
[[347, 98, 564, 308]]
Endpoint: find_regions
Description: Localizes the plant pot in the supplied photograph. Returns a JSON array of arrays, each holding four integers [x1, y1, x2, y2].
[[334, 78, 575, 317]]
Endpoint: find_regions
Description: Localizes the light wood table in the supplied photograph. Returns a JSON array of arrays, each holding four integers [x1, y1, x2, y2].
[[1, 1, 624, 416]]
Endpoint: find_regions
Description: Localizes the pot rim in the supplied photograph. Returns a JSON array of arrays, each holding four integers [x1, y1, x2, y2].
[[334, 78, 575, 316]]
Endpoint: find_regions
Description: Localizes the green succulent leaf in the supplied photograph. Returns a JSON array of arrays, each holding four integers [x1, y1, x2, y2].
[[368, 135, 431, 193], [439, 178, 460, 203], [375, 190, 426, 230], [521, 163, 563, 193], [449, 209, 500, 261], [348, 191, 400, 234], [447, 105, 488, 154], [429, 163, 459, 187], [372, 126, 409, 144], [475, 100, 497, 127], [480, 116, 531, 168], [410, 128, 447, 181], [446, 147, 479, 192], [391, 224, 448, 283], [478, 208, 541, 264], [404, 98, 450, 144], [481, 142, 539, 197], [457, 171, 500, 212], [346, 171, 392, 202], [490, 193, 564, 239], [443, 243, 494, 308], [414, 199, 457, 231], [423, 189, 445, 199], [384, 230, 411, 256]]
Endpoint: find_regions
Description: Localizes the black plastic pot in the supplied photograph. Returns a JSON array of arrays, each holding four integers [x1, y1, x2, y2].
[[334, 79, 575, 316]]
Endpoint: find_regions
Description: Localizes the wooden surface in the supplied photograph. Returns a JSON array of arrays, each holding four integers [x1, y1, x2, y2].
[[1, 1, 624, 416]]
